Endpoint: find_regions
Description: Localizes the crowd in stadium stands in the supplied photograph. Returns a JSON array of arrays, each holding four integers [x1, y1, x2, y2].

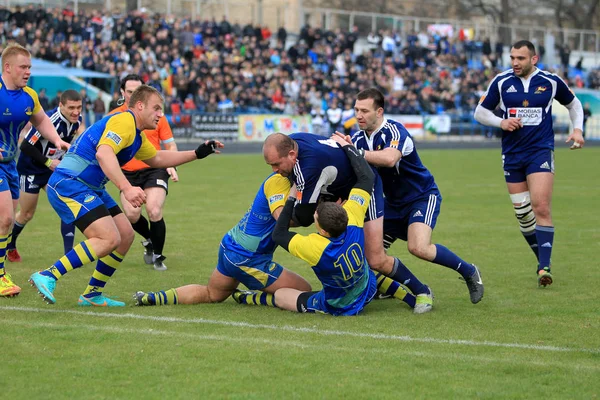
[[1, 5, 599, 128]]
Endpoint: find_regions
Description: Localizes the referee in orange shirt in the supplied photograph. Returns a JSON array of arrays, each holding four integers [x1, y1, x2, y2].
[[109, 74, 178, 271]]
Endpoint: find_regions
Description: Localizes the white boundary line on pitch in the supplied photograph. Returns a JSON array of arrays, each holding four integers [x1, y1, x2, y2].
[[1, 305, 598, 355], [4, 319, 600, 371]]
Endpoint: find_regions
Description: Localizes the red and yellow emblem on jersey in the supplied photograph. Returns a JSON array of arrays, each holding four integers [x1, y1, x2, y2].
[[534, 86, 547, 94], [522, 100, 529, 107]]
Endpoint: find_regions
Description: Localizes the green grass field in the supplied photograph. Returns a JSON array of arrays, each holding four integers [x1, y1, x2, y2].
[[2, 147, 599, 399]]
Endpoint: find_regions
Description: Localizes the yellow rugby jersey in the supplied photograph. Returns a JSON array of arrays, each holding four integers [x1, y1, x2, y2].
[[289, 187, 371, 309], [56, 111, 156, 189]]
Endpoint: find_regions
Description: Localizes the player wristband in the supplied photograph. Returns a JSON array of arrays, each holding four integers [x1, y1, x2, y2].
[[44, 158, 53, 167]]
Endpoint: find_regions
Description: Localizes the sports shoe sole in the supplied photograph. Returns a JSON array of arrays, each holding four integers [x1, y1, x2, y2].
[[538, 273, 553, 287]]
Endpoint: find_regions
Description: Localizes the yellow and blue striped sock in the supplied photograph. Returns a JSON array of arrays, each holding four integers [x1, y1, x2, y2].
[[41, 240, 97, 281], [0, 233, 9, 277], [145, 289, 178, 305], [82, 251, 124, 298], [376, 273, 416, 308], [233, 290, 276, 307]]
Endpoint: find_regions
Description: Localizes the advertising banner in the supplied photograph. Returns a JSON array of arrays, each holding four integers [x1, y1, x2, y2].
[[239, 115, 313, 142]]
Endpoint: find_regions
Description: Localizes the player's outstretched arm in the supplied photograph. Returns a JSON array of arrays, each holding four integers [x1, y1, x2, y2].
[[29, 110, 70, 151], [273, 187, 299, 252], [143, 140, 224, 169]]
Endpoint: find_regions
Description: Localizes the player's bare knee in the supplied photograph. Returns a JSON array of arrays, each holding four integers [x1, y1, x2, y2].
[[124, 208, 141, 223], [0, 214, 13, 231], [20, 210, 35, 223], [407, 242, 429, 259], [146, 206, 163, 222], [367, 254, 389, 273], [206, 288, 228, 303]]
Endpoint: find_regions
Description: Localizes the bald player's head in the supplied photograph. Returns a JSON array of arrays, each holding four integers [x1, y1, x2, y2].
[[263, 133, 298, 177]]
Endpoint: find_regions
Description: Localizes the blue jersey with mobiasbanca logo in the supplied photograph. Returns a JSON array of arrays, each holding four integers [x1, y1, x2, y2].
[[351, 119, 437, 209], [479, 68, 575, 155], [0, 77, 42, 161]]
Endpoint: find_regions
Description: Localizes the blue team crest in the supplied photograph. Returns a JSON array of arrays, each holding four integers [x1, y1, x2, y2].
[[106, 131, 122, 145], [84, 195, 96, 203]]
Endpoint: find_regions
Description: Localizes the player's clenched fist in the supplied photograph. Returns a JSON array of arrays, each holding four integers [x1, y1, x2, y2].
[[123, 185, 146, 208], [195, 140, 224, 159], [501, 118, 523, 132]]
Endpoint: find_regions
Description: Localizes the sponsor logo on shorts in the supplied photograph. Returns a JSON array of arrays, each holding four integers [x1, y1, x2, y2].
[[540, 161, 550, 170], [268, 194, 284, 204], [269, 262, 277, 271], [156, 179, 167, 188], [413, 210, 423, 218], [84, 195, 95, 203], [105, 131, 122, 145], [504, 170, 510, 176], [349, 194, 365, 205]]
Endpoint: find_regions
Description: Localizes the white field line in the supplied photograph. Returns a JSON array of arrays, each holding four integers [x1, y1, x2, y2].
[[1, 305, 599, 355], [4, 318, 600, 372]]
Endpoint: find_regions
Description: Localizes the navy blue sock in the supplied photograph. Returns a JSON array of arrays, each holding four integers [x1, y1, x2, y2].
[[433, 244, 476, 278], [536, 225, 554, 271], [61, 221, 76, 253], [522, 232, 539, 261], [389, 257, 428, 295], [8, 221, 25, 249]]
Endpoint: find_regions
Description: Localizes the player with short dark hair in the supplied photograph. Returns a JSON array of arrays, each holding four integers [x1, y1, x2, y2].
[[236, 140, 378, 315], [474, 39, 585, 287], [7, 89, 85, 262], [109, 74, 178, 271], [347, 87, 484, 304], [29, 85, 223, 306], [0, 44, 70, 297], [133, 173, 312, 307]]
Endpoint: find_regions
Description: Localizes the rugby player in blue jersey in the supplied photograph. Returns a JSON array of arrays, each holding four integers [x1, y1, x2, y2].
[[29, 85, 223, 306], [263, 140, 378, 315], [344, 87, 484, 304], [7, 90, 85, 263], [0, 44, 70, 297], [263, 132, 431, 313], [474, 40, 585, 287], [133, 172, 312, 307]]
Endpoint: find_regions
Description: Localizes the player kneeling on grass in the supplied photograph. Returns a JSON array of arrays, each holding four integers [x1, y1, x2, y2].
[[29, 85, 223, 307], [235, 142, 378, 316], [133, 172, 313, 307]]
